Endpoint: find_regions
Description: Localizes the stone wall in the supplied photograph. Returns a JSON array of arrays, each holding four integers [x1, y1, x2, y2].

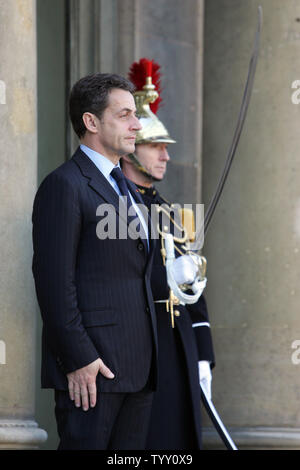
[[202, 0, 300, 448]]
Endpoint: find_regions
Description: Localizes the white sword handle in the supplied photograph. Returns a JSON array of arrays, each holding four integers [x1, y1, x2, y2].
[[164, 234, 206, 305]]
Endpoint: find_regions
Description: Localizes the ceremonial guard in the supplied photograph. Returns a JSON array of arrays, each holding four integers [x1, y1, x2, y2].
[[122, 59, 215, 449]]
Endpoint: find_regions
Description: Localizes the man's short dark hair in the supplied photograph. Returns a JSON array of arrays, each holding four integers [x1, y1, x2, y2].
[[69, 73, 135, 139]]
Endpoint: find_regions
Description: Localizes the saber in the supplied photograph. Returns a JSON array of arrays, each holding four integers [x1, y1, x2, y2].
[[193, 5, 263, 246], [201, 385, 238, 450], [204, 5, 262, 236]]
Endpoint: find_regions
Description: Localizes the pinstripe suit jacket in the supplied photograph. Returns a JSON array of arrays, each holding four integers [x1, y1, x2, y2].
[[32, 147, 158, 392]]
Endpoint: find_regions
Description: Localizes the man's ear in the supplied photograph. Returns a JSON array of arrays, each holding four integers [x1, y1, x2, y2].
[[82, 112, 98, 134]]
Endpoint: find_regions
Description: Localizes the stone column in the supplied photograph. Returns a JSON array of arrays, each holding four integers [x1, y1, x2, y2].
[[202, 0, 300, 449], [0, 0, 47, 449]]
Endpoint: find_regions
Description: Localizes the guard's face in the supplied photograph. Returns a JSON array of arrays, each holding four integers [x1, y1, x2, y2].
[[135, 143, 170, 180], [96, 89, 142, 159]]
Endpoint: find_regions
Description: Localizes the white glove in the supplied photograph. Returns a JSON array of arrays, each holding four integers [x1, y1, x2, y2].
[[171, 254, 198, 285], [198, 360, 212, 400]]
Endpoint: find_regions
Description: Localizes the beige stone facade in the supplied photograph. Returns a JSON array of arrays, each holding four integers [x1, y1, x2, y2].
[[0, 0, 300, 450], [0, 0, 47, 448]]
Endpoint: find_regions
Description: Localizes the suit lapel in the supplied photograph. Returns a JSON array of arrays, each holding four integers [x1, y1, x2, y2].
[[127, 178, 156, 256], [72, 148, 123, 214], [72, 148, 153, 255]]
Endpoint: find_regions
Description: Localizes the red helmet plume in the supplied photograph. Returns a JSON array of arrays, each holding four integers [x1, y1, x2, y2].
[[128, 58, 162, 114]]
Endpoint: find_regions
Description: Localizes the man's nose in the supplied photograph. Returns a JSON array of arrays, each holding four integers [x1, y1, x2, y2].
[[131, 115, 142, 131], [160, 147, 170, 161]]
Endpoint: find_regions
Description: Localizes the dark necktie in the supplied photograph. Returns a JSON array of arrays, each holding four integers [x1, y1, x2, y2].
[[110, 167, 148, 250], [110, 167, 134, 212]]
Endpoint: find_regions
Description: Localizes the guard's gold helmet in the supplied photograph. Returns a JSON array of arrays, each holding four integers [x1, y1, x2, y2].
[[127, 58, 175, 178], [128, 58, 176, 145]]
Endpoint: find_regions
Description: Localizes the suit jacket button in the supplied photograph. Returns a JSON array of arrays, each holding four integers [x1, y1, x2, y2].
[[137, 242, 144, 251], [145, 306, 150, 314]]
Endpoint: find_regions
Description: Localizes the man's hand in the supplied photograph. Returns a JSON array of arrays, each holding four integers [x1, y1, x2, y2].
[[67, 358, 115, 411]]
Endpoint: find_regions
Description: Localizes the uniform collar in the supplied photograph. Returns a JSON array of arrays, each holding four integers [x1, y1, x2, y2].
[[136, 184, 158, 199]]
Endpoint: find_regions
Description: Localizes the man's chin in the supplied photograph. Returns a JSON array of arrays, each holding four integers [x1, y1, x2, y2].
[[125, 143, 136, 154], [151, 174, 164, 182]]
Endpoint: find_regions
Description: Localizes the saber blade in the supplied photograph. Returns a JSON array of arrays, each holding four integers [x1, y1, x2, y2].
[[201, 385, 238, 450], [191, 6, 263, 250], [204, 5, 262, 237]]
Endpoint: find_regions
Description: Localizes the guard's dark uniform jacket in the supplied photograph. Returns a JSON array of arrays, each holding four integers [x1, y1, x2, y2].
[[138, 185, 215, 450]]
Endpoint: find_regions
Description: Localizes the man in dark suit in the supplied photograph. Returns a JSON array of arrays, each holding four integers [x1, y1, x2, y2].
[[32, 73, 157, 450]]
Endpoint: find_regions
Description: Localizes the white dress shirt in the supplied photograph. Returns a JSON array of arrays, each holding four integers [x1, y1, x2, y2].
[[80, 144, 149, 247]]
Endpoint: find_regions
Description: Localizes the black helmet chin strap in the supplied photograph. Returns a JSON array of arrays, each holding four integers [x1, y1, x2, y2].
[[128, 153, 162, 183]]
